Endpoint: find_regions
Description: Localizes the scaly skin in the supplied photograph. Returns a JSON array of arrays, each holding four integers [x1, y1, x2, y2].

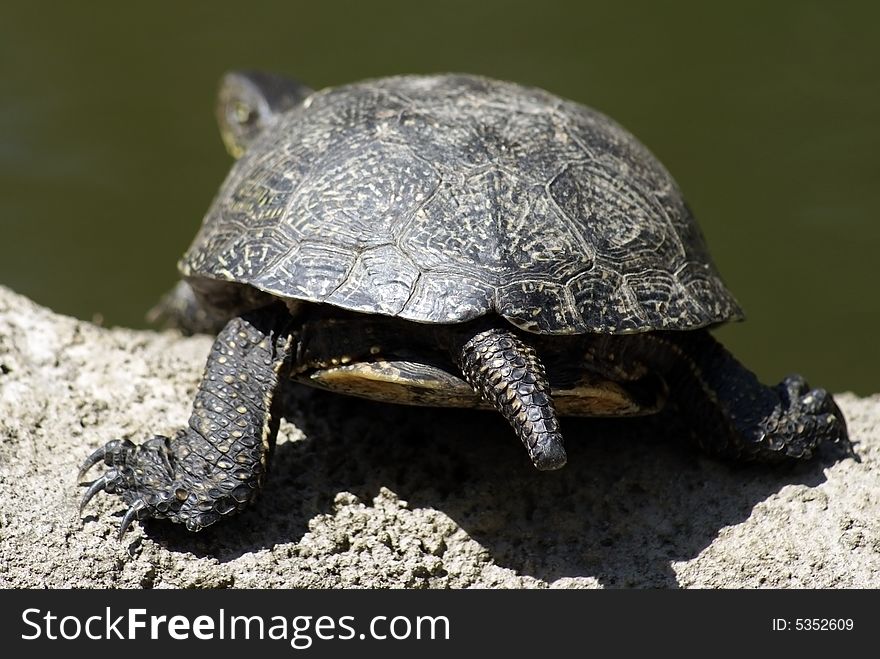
[[642, 330, 849, 461], [79, 313, 849, 536], [456, 327, 566, 470], [80, 305, 293, 534], [77, 71, 850, 536]]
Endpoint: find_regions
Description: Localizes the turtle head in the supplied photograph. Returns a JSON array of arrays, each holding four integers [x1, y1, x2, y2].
[[216, 71, 314, 158]]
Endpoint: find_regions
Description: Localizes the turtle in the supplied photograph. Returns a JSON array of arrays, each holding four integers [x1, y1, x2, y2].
[[79, 71, 849, 536]]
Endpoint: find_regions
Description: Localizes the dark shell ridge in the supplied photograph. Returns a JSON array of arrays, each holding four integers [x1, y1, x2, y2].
[[181, 74, 743, 334]]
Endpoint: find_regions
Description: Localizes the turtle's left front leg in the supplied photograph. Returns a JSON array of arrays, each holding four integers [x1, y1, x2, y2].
[[79, 305, 293, 536]]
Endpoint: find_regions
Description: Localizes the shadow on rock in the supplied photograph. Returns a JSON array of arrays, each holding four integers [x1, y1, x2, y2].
[[148, 386, 852, 587]]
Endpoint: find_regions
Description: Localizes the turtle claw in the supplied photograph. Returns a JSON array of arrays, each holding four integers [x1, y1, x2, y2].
[[76, 436, 182, 537], [118, 500, 147, 539], [762, 375, 849, 460], [78, 439, 136, 480], [77, 439, 139, 520], [79, 472, 114, 514], [78, 445, 108, 481]]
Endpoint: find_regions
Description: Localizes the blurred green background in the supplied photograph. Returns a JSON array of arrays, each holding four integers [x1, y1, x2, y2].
[[1, 0, 877, 394]]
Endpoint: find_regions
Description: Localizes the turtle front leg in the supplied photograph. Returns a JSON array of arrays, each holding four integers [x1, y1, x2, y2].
[[653, 330, 849, 461], [79, 305, 293, 536]]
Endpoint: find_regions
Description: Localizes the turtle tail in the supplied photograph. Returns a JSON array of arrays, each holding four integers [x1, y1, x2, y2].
[[455, 327, 567, 470]]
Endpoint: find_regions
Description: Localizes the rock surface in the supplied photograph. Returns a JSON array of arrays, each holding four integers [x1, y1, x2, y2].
[[0, 285, 877, 588]]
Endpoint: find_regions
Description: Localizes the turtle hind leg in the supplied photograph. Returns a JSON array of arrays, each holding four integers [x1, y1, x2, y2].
[[648, 330, 849, 462], [79, 305, 294, 535], [455, 327, 567, 470]]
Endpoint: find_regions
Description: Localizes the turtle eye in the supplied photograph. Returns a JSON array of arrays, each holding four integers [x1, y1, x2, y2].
[[232, 101, 258, 126]]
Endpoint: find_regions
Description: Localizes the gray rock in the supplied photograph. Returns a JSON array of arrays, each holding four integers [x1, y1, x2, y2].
[[0, 284, 877, 588]]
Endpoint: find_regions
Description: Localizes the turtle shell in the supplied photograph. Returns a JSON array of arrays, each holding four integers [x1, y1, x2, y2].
[[180, 74, 742, 334]]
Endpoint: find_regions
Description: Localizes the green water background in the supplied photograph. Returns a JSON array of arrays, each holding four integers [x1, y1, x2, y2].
[[2, 0, 877, 394]]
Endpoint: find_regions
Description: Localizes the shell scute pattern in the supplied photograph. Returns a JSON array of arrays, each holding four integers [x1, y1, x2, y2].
[[181, 74, 742, 333]]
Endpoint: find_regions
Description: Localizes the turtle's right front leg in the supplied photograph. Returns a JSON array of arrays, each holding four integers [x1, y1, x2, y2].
[[79, 305, 293, 536]]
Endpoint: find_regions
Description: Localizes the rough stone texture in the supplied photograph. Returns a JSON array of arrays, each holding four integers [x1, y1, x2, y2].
[[0, 284, 877, 588]]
